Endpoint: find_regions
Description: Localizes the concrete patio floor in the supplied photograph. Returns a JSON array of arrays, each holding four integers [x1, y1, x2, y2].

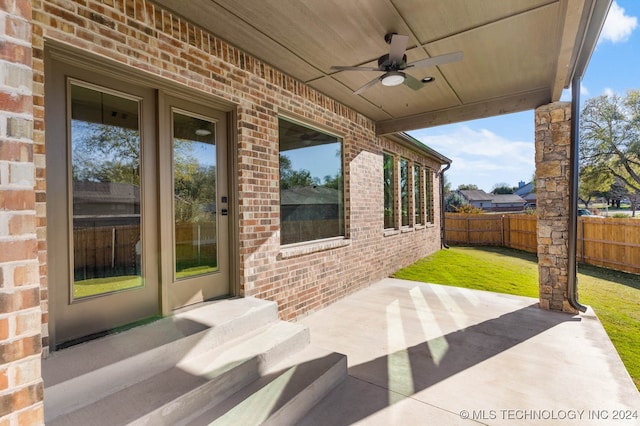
[[298, 278, 640, 425]]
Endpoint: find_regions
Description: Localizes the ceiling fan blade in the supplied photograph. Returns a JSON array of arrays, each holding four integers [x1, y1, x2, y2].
[[388, 34, 409, 63], [407, 51, 463, 69], [353, 76, 382, 95], [403, 74, 423, 91], [330, 65, 382, 72]]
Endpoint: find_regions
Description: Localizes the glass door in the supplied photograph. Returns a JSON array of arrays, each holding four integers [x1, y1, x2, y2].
[[47, 62, 160, 347], [161, 96, 229, 310]]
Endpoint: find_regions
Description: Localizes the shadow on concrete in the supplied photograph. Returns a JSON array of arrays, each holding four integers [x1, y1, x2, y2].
[[304, 303, 579, 425]]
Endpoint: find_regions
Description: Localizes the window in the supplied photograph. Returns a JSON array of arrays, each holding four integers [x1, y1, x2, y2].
[[383, 153, 395, 229], [425, 167, 434, 223], [279, 118, 343, 245], [414, 164, 422, 225], [400, 158, 409, 226]]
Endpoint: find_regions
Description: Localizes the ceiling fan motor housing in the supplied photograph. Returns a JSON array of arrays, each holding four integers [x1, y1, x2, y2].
[[378, 53, 407, 70]]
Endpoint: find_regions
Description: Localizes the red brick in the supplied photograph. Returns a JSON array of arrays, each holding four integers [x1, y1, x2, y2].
[[16, 403, 44, 426], [11, 382, 43, 411], [13, 264, 38, 287], [0, 190, 35, 211], [0, 369, 7, 391], [8, 215, 35, 236], [0, 91, 32, 114], [0, 42, 31, 67], [0, 240, 37, 263], [0, 319, 8, 340], [0, 392, 11, 417], [0, 335, 42, 363]]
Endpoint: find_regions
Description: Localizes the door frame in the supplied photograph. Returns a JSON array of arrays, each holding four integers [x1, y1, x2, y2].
[[44, 43, 240, 348]]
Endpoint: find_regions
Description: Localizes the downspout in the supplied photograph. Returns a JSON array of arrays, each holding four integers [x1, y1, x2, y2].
[[568, 75, 587, 312], [439, 162, 451, 249]]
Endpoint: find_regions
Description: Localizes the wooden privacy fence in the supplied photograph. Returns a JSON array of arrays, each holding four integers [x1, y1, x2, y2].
[[74, 222, 217, 279], [445, 213, 640, 275]]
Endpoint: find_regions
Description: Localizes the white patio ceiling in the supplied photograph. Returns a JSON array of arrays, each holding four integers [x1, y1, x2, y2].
[[152, 0, 611, 135]]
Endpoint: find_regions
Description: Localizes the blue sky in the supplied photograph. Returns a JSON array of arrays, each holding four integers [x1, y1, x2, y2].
[[409, 1, 640, 192]]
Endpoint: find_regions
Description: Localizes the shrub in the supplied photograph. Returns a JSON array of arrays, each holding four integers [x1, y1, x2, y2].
[[455, 204, 484, 214]]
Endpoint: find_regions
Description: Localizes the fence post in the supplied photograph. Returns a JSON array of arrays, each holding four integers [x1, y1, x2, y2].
[[466, 216, 470, 243], [580, 220, 585, 264], [112, 227, 116, 269], [501, 215, 505, 246]]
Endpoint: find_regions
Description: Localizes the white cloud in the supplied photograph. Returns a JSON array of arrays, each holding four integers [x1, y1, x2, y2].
[[559, 83, 589, 101], [415, 126, 534, 191], [603, 87, 615, 97], [601, 1, 638, 43], [581, 84, 590, 96]]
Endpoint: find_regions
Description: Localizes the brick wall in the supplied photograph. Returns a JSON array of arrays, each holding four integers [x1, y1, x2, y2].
[[31, 0, 443, 338], [535, 102, 577, 314], [1, 0, 45, 424]]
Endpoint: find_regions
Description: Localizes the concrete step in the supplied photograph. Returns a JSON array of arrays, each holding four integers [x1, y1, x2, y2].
[[46, 319, 311, 426], [43, 297, 279, 422], [188, 345, 347, 426]]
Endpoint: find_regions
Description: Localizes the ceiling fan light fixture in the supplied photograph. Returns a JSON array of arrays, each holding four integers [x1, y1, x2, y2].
[[381, 71, 405, 87]]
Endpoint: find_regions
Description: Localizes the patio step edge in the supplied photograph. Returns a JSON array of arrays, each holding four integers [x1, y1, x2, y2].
[[188, 345, 348, 426], [43, 297, 279, 422], [45, 320, 311, 426]]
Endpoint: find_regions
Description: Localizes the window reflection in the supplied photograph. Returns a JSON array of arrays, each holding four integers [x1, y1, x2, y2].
[[426, 168, 433, 223], [172, 112, 218, 279], [279, 118, 343, 245], [383, 153, 395, 229], [70, 83, 143, 299], [414, 164, 422, 225], [400, 158, 409, 227]]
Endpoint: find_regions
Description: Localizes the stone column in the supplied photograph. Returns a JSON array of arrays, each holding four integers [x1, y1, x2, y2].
[[0, 0, 45, 424], [535, 102, 578, 314]]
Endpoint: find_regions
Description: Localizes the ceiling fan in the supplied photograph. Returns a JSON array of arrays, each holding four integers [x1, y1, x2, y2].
[[330, 33, 463, 95]]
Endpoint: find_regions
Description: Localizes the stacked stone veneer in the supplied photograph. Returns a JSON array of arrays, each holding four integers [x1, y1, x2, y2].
[[0, 0, 45, 424], [535, 102, 578, 314]]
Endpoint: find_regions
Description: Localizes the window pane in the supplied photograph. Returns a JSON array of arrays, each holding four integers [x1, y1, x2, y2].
[[173, 112, 218, 279], [426, 168, 433, 223], [71, 83, 143, 299], [383, 153, 395, 229], [400, 159, 409, 227], [414, 165, 422, 225], [279, 119, 343, 245]]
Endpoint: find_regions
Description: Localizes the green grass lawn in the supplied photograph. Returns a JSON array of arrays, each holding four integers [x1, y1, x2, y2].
[[393, 246, 640, 390], [73, 275, 142, 298]]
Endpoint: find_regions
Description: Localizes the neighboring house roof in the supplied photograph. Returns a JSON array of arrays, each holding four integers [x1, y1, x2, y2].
[[458, 190, 492, 202], [514, 181, 537, 203], [73, 181, 140, 204], [491, 194, 526, 205], [514, 182, 534, 196], [386, 133, 451, 165], [281, 186, 340, 205]]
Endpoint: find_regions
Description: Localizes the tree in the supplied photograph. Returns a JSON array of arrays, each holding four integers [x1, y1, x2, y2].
[[442, 174, 452, 195], [491, 182, 514, 194], [279, 155, 317, 189], [444, 192, 466, 212], [173, 138, 217, 223], [72, 121, 141, 185], [457, 184, 478, 190], [580, 91, 640, 204], [578, 164, 612, 208]]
